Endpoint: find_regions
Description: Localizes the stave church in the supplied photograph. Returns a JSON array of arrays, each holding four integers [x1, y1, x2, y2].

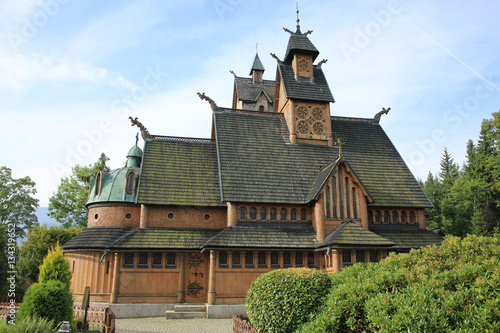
[[63, 16, 443, 316]]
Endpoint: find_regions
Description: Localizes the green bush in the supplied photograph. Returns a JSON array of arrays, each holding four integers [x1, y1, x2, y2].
[[246, 267, 332, 333], [297, 235, 500, 332], [16, 280, 73, 326], [0, 315, 55, 333], [38, 244, 72, 288]]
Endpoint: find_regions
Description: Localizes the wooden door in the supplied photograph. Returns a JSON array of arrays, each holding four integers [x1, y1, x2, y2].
[[184, 253, 208, 302]]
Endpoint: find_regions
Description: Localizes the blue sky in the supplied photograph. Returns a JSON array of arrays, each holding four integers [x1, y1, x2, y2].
[[1, 0, 499, 207]]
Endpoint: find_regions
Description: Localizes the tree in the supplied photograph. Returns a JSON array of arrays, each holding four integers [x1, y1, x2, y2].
[[49, 153, 109, 228], [17, 225, 83, 285], [438, 147, 459, 186], [0, 167, 39, 238], [38, 244, 72, 288]]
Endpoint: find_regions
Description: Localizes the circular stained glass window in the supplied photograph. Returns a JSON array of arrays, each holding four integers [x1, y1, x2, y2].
[[296, 105, 308, 119], [313, 121, 326, 135], [297, 120, 310, 134], [312, 107, 324, 120]]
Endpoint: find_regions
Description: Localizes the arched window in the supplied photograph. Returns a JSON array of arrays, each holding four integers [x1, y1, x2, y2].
[[295, 252, 304, 267], [239, 207, 247, 220], [375, 211, 382, 223], [401, 211, 407, 223], [260, 208, 267, 221], [332, 176, 337, 218], [352, 188, 357, 219], [345, 178, 351, 218], [409, 211, 416, 223], [271, 252, 279, 267], [338, 170, 344, 218], [300, 209, 307, 221], [249, 207, 257, 220], [95, 171, 102, 195], [232, 251, 241, 267], [368, 210, 373, 223], [259, 105, 265, 111], [291, 208, 297, 221], [392, 211, 399, 223], [384, 211, 390, 223], [280, 208, 287, 221], [325, 185, 331, 218], [258, 251, 267, 268], [245, 251, 254, 268], [270, 208, 277, 221], [126, 171, 136, 194], [219, 251, 228, 267], [283, 252, 292, 267]]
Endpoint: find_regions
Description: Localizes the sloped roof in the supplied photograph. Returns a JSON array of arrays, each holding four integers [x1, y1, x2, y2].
[[137, 138, 223, 206], [277, 63, 334, 102], [204, 224, 317, 249], [62, 227, 134, 250], [284, 30, 319, 62], [234, 77, 275, 103], [371, 226, 444, 249], [249, 53, 265, 74], [319, 221, 396, 247], [214, 111, 336, 203], [331, 117, 432, 208], [214, 110, 431, 208], [114, 228, 221, 250]]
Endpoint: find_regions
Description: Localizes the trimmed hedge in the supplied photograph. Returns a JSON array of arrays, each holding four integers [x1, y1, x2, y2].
[[246, 268, 332, 333], [297, 235, 500, 332]]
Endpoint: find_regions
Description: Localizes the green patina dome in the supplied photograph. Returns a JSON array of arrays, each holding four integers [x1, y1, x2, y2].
[[126, 146, 143, 168], [127, 146, 143, 158]]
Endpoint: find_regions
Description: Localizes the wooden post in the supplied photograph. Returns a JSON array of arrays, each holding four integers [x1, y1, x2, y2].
[[314, 194, 326, 242], [110, 253, 120, 304], [207, 250, 216, 305], [140, 204, 149, 228], [227, 203, 237, 227], [177, 253, 185, 303]]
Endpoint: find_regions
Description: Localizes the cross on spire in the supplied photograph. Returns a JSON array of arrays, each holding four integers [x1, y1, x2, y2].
[[336, 138, 344, 158]]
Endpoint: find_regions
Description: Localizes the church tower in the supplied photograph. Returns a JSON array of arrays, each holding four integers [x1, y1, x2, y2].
[[273, 12, 335, 146]]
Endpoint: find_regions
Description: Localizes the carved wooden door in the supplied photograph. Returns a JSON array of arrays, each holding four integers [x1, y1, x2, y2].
[[184, 253, 208, 302]]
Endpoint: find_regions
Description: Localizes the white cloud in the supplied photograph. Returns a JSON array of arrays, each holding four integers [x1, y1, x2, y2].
[[0, 53, 137, 91]]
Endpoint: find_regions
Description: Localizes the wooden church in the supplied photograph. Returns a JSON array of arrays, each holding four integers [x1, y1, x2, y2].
[[63, 18, 443, 309]]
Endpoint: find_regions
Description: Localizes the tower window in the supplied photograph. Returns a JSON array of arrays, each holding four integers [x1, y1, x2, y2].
[[375, 211, 382, 223], [409, 211, 416, 223], [401, 211, 407, 223], [291, 208, 297, 221], [95, 171, 102, 195], [384, 211, 390, 223], [325, 185, 331, 218], [126, 171, 136, 194], [259, 105, 265, 111], [270, 208, 277, 221], [392, 211, 399, 223], [368, 211, 373, 223], [345, 178, 351, 218], [352, 188, 357, 219], [338, 170, 344, 218], [332, 176, 337, 218], [249, 207, 257, 220]]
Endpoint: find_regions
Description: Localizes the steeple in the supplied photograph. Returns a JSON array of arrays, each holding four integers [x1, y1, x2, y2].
[[250, 50, 265, 83]]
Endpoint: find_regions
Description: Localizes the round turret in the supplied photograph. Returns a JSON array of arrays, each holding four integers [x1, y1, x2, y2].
[[126, 146, 143, 168]]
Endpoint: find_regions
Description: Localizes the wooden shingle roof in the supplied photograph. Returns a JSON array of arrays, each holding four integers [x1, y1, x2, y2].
[[277, 63, 334, 102], [371, 226, 444, 249], [137, 138, 222, 206], [204, 224, 317, 249], [234, 77, 275, 103], [319, 221, 396, 247], [62, 227, 134, 250]]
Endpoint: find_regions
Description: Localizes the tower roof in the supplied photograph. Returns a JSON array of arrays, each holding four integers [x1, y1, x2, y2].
[[284, 28, 319, 63], [249, 53, 265, 75]]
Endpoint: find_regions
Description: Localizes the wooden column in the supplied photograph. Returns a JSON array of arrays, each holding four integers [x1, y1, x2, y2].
[[177, 253, 185, 303], [110, 253, 120, 304], [207, 250, 216, 305], [314, 194, 326, 242], [227, 203, 237, 227], [140, 204, 149, 228]]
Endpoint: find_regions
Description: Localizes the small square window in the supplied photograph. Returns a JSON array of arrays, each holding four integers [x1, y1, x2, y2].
[[166, 253, 176, 268], [123, 253, 134, 268], [138, 253, 149, 268], [152, 253, 162, 267]]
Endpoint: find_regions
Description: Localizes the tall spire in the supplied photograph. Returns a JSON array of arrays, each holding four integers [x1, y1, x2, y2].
[[296, 2, 300, 33]]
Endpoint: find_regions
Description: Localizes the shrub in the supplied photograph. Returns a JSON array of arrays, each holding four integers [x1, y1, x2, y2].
[[16, 280, 73, 326], [0, 315, 55, 333], [297, 235, 500, 332], [38, 244, 72, 288], [246, 268, 332, 333]]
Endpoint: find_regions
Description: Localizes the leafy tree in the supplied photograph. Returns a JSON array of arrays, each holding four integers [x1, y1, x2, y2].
[[17, 225, 83, 286], [0, 166, 39, 237], [48, 153, 109, 228], [38, 244, 72, 288]]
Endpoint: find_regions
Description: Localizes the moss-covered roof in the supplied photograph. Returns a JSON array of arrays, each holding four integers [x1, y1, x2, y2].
[[234, 77, 276, 104], [62, 227, 134, 250], [371, 226, 444, 249], [137, 139, 223, 206], [87, 167, 140, 205], [319, 221, 396, 247], [204, 224, 317, 249], [277, 63, 334, 102]]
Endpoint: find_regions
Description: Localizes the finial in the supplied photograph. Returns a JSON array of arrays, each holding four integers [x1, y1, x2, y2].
[[373, 107, 391, 124], [256, 42, 258, 54], [336, 138, 344, 158], [129, 117, 151, 140], [135, 133, 139, 146], [197, 92, 218, 110], [229, 70, 237, 77], [270, 53, 282, 63], [296, 2, 300, 27], [317, 59, 328, 68]]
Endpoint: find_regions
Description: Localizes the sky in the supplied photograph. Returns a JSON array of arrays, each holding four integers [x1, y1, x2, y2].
[[1, 0, 499, 208]]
